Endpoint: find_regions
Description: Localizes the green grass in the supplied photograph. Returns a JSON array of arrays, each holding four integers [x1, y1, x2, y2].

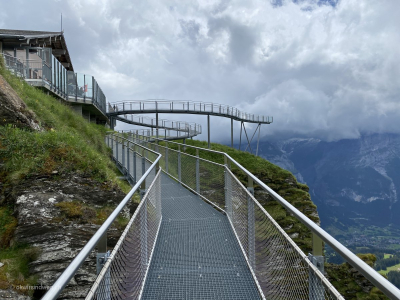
[[54, 199, 139, 230], [0, 58, 130, 192], [325, 254, 388, 299], [0, 207, 17, 248], [0, 245, 39, 295], [384, 254, 393, 259], [379, 263, 400, 276], [0, 56, 133, 293]]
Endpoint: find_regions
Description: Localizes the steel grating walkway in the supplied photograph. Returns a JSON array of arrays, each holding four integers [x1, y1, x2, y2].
[[141, 173, 260, 299]]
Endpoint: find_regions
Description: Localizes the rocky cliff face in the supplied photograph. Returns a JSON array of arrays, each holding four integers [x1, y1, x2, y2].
[[9, 173, 130, 299], [0, 71, 131, 299], [1, 171, 131, 299]]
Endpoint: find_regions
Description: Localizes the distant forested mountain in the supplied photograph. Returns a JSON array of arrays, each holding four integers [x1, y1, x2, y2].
[[254, 133, 400, 244]]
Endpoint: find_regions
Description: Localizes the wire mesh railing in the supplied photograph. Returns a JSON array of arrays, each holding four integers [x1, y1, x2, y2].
[[131, 134, 400, 300], [41, 134, 161, 300], [225, 168, 342, 300], [1, 50, 107, 115], [86, 168, 162, 300], [43, 130, 400, 299], [129, 133, 344, 299]]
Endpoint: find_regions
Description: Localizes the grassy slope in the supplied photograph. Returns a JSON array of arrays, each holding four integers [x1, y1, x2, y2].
[[0, 59, 130, 294]]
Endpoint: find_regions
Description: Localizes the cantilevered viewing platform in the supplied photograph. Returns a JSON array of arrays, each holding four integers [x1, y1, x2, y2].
[[108, 100, 273, 154]]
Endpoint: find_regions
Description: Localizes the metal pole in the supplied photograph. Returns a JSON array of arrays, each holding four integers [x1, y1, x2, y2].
[[141, 155, 146, 192], [133, 152, 137, 183], [231, 118, 233, 148], [243, 123, 253, 153], [196, 149, 200, 193], [25, 48, 29, 78], [156, 112, 159, 141], [247, 176, 255, 270], [116, 139, 119, 162], [256, 124, 261, 156], [165, 142, 169, 173], [156, 101, 159, 141], [127, 146, 131, 181], [239, 122, 243, 151], [178, 145, 181, 183], [122, 142, 125, 171], [207, 114, 210, 149]]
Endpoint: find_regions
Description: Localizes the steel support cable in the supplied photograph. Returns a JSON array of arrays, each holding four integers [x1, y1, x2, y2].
[[41, 134, 162, 300], [143, 136, 400, 300]]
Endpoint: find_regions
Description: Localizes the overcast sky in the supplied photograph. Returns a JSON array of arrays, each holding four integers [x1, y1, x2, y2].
[[1, 0, 399, 142]]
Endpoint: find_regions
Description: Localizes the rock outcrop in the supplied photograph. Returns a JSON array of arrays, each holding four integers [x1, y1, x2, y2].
[[0, 74, 41, 131], [5, 173, 133, 299]]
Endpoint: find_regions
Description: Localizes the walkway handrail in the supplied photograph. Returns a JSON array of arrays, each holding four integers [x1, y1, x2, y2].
[[107, 100, 273, 124], [143, 136, 400, 300], [119, 128, 199, 141], [109, 103, 201, 133], [41, 135, 162, 300]]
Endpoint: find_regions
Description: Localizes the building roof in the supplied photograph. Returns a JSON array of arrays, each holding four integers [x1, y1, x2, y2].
[[0, 29, 74, 71]]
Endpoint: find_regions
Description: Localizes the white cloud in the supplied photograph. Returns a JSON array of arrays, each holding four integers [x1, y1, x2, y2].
[[2, 0, 400, 142]]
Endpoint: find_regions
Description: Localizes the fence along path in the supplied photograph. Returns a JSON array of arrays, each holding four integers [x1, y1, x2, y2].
[[83, 133, 344, 299], [112, 135, 261, 298], [44, 132, 400, 300]]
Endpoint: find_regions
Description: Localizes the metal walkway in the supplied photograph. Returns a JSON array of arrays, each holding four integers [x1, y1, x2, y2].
[[141, 174, 260, 299], [107, 100, 273, 151], [42, 133, 400, 300]]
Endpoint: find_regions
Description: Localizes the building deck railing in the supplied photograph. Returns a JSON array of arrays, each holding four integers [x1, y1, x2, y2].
[[2, 51, 107, 116]]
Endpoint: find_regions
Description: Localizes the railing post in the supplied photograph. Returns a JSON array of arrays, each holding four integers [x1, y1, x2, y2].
[[133, 151, 137, 183], [111, 136, 114, 158], [140, 148, 147, 199], [196, 149, 200, 193], [96, 232, 110, 300], [165, 142, 169, 173], [309, 234, 324, 300], [247, 176, 256, 270], [224, 156, 232, 218], [140, 192, 148, 277], [122, 141, 125, 171], [116, 138, 119, 162], [178, 145, 182, 183], [127, 145, 131, 182]]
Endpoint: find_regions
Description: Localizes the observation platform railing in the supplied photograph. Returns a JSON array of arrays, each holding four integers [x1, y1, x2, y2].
[[2, 51, 107, 116], [107, 100, 273, 124], [108, 103, 202, 140]]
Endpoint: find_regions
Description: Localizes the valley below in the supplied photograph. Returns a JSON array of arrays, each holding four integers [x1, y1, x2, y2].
[[253, 133, 400, 256]]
